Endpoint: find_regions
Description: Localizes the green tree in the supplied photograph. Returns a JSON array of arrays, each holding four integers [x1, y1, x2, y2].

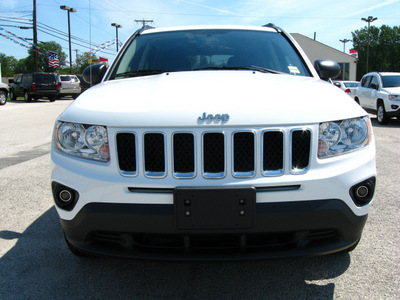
[[76, 51, 98, 74], [0, 53, 18, 77], [352, 25, 400, 79]]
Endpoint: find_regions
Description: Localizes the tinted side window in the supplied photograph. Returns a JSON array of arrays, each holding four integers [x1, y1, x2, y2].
[[369, 76, 379, 89], [22, 74, 32, 84], [36, 74, 57, 84], [361, 76, 371, 87]]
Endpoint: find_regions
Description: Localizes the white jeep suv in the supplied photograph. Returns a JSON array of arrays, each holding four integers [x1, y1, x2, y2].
[[354, 72, 400, 124], [51, 25, 376, 260]]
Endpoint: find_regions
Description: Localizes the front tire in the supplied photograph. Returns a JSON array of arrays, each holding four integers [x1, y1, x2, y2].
[[0, 91, 6, 105], [24, 91, 32, 102], [10, 90, 16, 100], [377, 103, 389, 125]]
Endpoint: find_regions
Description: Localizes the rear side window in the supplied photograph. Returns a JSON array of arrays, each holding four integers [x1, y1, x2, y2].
[[60, 76, 71, 82], [36, 74, 57, 84]]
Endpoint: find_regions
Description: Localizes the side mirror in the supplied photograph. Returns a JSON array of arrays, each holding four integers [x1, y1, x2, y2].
[[314, 59, 341, 81], [370, 83, 378, 90], [333, 82, 341, 88], [82, 63, 107, 85]]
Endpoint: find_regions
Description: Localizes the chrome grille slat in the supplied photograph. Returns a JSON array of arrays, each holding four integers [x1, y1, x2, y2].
[[203, 132, 225, 178], [233, 132, 255, 178], [263, 130, 284, 176], [144, 133, 166, 177], [173, 133, 195, 178], [115, 128, 312, 178]]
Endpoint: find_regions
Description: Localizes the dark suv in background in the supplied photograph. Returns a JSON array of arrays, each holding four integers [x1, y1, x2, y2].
[[9, 72, 60, 102]]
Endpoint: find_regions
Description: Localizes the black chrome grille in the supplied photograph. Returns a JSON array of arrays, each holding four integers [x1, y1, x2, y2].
[[173, 133, 195, 176], [115, 128, 312, 178], [263, 131, 284, 175], [116, 133, 136, 173], [233, 132, 255, 174], [144, 133, 165, 175], [203, 133, 225, 176], [291, 130, 311, 173]]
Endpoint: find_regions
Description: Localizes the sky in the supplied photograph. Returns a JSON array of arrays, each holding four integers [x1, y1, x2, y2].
[[0, 0, 400, 65]]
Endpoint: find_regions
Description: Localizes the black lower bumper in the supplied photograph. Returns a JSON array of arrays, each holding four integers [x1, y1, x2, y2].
[[61, 199, 367, 261]]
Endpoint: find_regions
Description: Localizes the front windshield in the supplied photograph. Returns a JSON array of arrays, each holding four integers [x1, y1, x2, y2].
[[110, 29, 311, 79], [382, 75, 400, 88]]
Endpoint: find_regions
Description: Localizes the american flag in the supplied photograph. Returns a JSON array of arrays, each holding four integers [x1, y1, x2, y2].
[[48, 51, 59, 68]]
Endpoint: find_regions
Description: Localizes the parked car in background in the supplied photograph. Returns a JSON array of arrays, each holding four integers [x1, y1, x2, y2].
[[0, 82, 8, 105], [334, 80, 359, 97], [9, 72, 59, 102], [58, 75, 81, 99], [354, 72, 400, 124]]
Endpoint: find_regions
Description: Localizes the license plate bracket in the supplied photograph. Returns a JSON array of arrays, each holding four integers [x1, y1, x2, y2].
[[174, 187, 256, 230]]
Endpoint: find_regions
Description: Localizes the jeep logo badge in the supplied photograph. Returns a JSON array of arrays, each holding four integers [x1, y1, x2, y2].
[[198, 112, 230, 123]]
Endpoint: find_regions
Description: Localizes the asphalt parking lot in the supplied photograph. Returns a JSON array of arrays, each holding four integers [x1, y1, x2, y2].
[[0, 99, 399, 299]]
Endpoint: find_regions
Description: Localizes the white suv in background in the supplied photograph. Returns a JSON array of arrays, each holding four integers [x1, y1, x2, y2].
[[354, 72, 400, 124], [58, 75, 81, 99]]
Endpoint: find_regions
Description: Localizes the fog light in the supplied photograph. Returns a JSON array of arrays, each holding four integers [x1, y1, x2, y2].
[[356, 185, 369, 198], [59, 190, 73, 203], [350, 177, 376, 206], [52, 182, 79, 211]]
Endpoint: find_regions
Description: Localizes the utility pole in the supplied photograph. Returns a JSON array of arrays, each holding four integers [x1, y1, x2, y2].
[[135, 19, 153, 27], [361, 16, 377, 73], [33, 0, 38, 72]]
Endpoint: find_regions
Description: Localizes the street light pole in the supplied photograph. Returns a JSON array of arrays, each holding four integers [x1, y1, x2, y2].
[[339, 39, 351, 53], [111, 23, 122, 52], [361, 16, 377, 73], [60, 5, 76, 74]]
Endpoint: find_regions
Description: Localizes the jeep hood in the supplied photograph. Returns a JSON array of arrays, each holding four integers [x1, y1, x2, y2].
[[59, 71, 367, 127], [382, 87, 400, 94]]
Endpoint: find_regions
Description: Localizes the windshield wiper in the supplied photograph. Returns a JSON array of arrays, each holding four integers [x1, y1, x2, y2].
[[113, 69, 168, 79], [193, 65, 282, 74]]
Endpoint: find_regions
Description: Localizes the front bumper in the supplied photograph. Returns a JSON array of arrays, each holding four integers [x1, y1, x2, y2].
[[60, 198, 367, 260]]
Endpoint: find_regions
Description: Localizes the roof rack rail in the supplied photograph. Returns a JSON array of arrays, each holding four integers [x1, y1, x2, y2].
[[262, 23, 282, 33]]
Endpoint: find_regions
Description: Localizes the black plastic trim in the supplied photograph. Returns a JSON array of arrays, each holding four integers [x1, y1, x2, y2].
[[60, 199, 367, 260]]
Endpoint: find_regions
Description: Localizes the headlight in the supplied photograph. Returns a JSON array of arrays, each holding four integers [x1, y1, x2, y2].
[[318, 116, 371, 159], [55, 122, 110, 161], [389, 94, 400, 101]]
